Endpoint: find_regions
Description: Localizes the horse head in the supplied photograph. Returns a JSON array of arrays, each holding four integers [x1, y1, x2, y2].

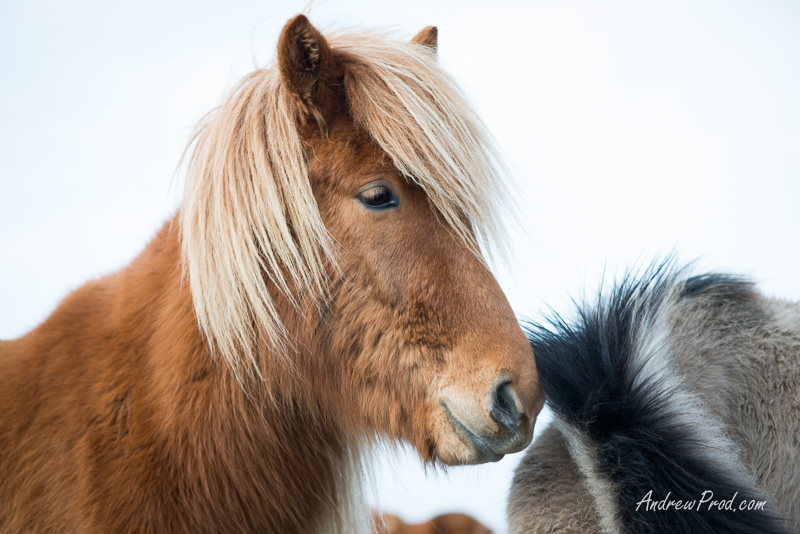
[[181, 15, 543, 466]]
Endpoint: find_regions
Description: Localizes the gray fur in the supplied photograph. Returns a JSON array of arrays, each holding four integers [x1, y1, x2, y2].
[[508, 274, 800, 533]]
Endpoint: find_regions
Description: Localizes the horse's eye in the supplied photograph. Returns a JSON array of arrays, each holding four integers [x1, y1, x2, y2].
[[357, 185, 398, 210]]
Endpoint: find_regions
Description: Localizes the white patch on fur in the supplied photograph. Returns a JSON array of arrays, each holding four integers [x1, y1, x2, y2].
[[312, 442, 374, 534], [556, 419, 624, 534], [630, 292, 757, 487]]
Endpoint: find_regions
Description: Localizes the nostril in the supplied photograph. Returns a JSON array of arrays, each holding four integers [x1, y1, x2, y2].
[[490, 380, 520, 430]]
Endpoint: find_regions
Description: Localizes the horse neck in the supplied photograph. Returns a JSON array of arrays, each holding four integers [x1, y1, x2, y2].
[[129, 217, 368, 532], [5, 215, 365, 533]]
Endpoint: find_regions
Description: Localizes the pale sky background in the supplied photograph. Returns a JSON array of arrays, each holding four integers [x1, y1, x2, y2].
[[1, 1, 799, 532]]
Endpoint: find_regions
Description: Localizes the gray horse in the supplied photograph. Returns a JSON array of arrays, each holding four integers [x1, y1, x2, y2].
[[508, 265, 799, 533]]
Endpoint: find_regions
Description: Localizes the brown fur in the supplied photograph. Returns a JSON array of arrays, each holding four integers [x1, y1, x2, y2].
[[375, 511, 491, 534], [410, 26, 438, 53], [0, 15, 542, 533]]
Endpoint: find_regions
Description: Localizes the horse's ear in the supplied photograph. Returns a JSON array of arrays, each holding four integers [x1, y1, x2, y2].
[[411, 26, 438, 55], [277, 14, 338, 124]]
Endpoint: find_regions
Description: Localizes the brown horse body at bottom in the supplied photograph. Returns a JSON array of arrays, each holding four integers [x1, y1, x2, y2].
[[1, 221, 350, 532]]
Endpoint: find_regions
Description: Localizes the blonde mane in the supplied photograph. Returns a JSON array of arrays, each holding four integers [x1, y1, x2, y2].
[[180, 29, 513, 381]]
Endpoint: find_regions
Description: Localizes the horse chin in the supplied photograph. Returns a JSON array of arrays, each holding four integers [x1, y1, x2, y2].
[[432, 428, 505, 466], [431, 401, 534, 466]]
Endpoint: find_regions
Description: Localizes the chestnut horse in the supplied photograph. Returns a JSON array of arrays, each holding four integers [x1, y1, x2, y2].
[[0, 15, 542, 534]]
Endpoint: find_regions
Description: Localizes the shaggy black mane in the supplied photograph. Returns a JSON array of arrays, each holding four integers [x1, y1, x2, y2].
[[526, 263, 790, 534]]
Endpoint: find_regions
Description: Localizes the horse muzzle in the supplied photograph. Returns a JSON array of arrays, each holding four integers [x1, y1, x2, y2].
[[438, 379, 535, 464]]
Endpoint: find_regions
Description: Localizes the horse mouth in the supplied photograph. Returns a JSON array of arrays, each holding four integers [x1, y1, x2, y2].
[[440, 401, 507, 464]]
